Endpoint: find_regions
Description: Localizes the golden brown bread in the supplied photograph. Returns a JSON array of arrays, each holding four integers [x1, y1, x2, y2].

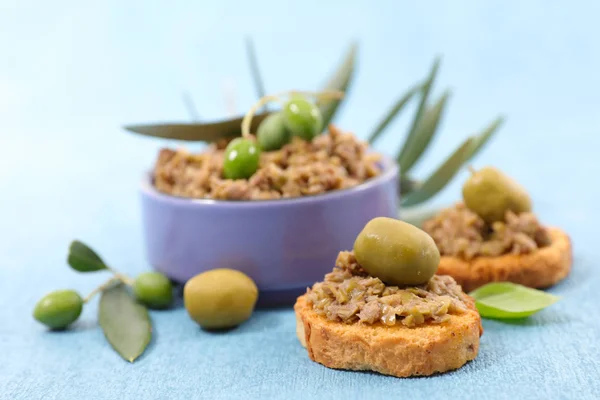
[[294, 293, 483, 378], [436, 227, 572, 292]]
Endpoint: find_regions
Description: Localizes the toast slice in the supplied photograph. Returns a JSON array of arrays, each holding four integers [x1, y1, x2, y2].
[[294, 292, 483, 378], [436, 227, 572, 292]]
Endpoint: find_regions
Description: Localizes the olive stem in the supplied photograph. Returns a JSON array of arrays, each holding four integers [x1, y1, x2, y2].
[[83, 277, 121, 303], [240, 90, 345, 139], [241, 94, 281, 139], [467, 165, 477, 175], [107, 267, 135, 287]]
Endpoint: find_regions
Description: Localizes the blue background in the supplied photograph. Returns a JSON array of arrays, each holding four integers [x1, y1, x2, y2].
[[1, 1, 599, 399]]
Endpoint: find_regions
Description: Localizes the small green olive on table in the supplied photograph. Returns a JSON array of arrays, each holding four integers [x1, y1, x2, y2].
[[282, 95, 323, 141], [133, 271, 174, 309], [184, 268, 258, 330], [223, 138, 261, 180], [353, 217, 440, 286], [257, 112, 290, 151], [33, 289, 83, 330], [462, 166, 532, 223]]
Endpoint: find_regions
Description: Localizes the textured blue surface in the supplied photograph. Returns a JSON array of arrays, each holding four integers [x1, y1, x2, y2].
[[1, 1, 600, 399]]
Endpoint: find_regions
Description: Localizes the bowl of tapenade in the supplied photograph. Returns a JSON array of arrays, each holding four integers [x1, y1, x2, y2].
[[295, 217, 483, 378], [421, 166, 572, 292], [140, 93, 399, 305]]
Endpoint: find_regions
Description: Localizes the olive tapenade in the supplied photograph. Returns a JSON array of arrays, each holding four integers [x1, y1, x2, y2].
[[153, 125, 381, 200], [421, 166, 572, 292], [295, 216, 482, 378], [423, 202, 551, 260], [307, 252, 468, 328]]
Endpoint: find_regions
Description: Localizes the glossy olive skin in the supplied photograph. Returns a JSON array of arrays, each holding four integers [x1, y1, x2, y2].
[[257, 112, 290, 151], [282, 96, 323, 141], [353, 217, 440, 286], [223, 138, 261, 180], [33, 290, 83, 330], [183, 269, 258, 330], [462, 166, 532, 223], [133, 272, 174, 309]]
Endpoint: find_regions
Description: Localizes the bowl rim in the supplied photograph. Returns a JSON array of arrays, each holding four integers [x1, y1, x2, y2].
[[140, 154, 399, 208]]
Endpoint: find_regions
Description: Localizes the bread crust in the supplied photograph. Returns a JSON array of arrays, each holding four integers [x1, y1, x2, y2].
[[294, 293, 482, 378], [436, 227, 572, 292]]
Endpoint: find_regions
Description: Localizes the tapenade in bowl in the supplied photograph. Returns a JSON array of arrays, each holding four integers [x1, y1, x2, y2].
[[141, 93, 399, 305], [422, 166, 572, 292], [295, 217, 483, 378]]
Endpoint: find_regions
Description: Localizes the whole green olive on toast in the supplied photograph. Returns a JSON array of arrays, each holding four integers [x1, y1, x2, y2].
[[462, 166, 532, 223], [353, 217, 440, 286]]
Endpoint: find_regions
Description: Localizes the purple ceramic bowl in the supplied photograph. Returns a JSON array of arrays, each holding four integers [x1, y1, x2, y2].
[[140, 156, 399, 306]]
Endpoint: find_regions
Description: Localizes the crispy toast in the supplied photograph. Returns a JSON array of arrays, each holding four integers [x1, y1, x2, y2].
[[436, 227, 572, 292], [294, 292, 483, 378]]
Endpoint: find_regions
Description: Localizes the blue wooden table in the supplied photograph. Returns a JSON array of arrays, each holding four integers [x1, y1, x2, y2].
[[1, 1, 599, 399]]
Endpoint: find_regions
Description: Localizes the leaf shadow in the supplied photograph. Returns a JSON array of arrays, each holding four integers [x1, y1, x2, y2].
[[311, 355, 486, 380], [42, 318, 98, 334], [482, 308, 574, 328], [192, 310, 285, 335]]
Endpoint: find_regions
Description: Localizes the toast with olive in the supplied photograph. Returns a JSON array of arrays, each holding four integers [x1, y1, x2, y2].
[[436, 227, 572, 293], [294, 217, 483, 378], [423, 166, 572, 291], [294, 292, 482, 378]]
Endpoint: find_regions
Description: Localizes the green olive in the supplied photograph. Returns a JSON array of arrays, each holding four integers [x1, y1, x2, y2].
[[33, 289, 83, 330], [257, 112, 291, 151], [183, 268, 258, 330], [133, 272, 174, 309], [462, 166, 532, 223], [353, 217, 440, 286], [223, 138, 261, 180], [282, 95, 322, 141]]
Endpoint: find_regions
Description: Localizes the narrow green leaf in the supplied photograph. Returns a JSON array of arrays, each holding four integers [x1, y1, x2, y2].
[[399, 175, 419, 196], [397, 57, 441, 168], [67, 240, 107, 272], [318, 42, 358, 127], [469, 282, 560, 319], [182, 92, 200, 121], [245, 37, 266, 102], [123, 112, 271, 142], [466, 116, 505, 161], [401, 136, 475, 207], [398, 91, 451, 174], [99, 285, 152, 363], [367, 85, 419, 145]]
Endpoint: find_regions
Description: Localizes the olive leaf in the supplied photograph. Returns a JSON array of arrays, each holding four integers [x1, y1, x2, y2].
[[67, 240, 108, 272], [465, 116, 505, 162], [99, 284, 152, 363], [401, 136, 475, 207], [469, 282, 560, 319], [123, 112, 271, 142], [399, 175, 419, 196], [397, 90, 451, 174], [367, 85, 419, 145], [245, 37, 267, 102], [397, 57, 441, 170], [318, 42, 358, 127]]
